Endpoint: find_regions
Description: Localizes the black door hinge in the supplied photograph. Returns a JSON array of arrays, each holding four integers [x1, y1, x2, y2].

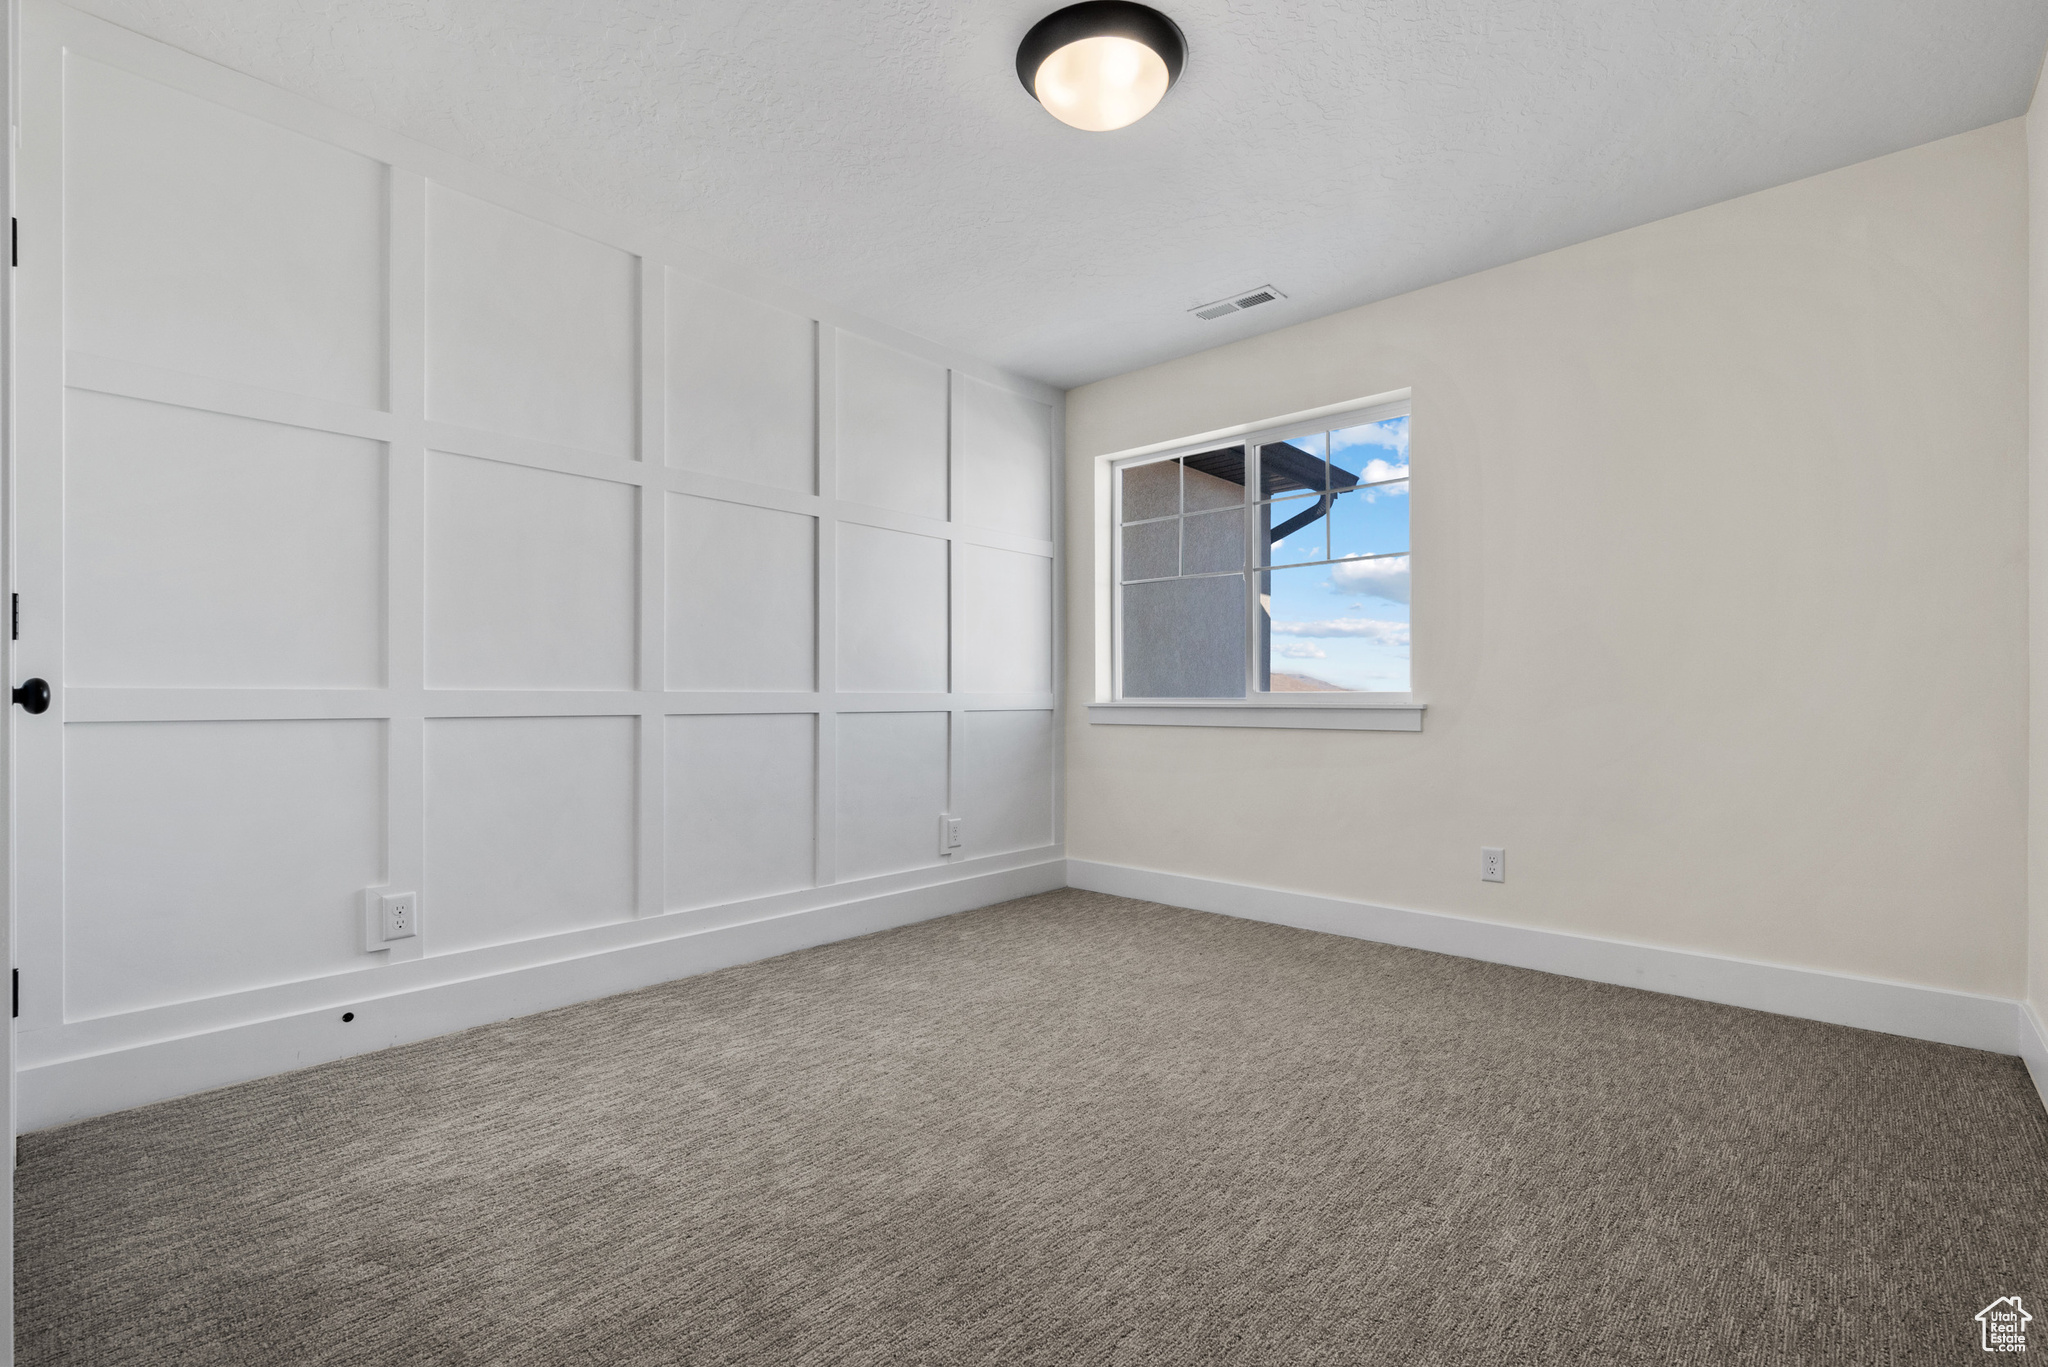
[[10, 592, 16, 641], [12, 969, 17, 1020], [10, 218, 16, 269]]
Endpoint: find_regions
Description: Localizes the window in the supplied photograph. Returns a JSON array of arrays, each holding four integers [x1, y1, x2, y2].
[[1113, 401, 1411, 701]]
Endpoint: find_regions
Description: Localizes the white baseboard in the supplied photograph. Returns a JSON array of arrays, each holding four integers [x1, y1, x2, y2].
[[1067, 859, 2026, 1058], [28, 856, 2040, 1133], [20, 858, 1067, 1132], [2020, 1001, 2048, 1113]]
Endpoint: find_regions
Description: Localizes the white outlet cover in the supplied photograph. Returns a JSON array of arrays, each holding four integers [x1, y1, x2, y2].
[[361, 886, 425, 958], [1480, 847, 1506, 883], [380, 891, 417, 941]]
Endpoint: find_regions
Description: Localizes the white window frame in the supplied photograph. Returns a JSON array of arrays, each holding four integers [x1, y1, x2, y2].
[[1088, 391, 1424, 731]]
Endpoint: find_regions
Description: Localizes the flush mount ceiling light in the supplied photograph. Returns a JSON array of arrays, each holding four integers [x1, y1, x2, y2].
[[1017, 2, 1186, 132]]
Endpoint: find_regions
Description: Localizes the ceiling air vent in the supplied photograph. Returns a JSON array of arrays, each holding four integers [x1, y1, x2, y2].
[[1189, 285, 1285, 321]]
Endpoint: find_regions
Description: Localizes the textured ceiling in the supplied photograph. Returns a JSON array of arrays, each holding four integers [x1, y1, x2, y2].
[[67, 0, 2048, 388]]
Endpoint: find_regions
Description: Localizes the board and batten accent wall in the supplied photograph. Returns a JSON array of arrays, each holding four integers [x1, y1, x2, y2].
[[13, 0, 1062, 1128]]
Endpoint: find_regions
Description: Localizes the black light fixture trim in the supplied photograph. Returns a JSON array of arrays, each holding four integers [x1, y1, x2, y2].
[[1015, 2, 1187, 99]]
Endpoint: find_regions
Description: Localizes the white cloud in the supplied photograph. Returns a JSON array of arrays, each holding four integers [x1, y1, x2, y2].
[[1275, 641, 1326, 659], [1326, 555, 1409, 603], [1332, 416, 1409, 459], [1271, 618, 1411, 647], [1342, 457, 1409, 501]]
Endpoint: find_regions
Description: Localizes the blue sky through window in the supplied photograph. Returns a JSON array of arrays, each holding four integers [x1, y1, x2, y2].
[[1264, 415, 1409, 692]]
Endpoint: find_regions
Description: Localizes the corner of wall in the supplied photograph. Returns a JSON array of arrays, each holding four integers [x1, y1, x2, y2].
[[2028, 43, 2048, 1082], [2022, 1000, 2048, 1114]]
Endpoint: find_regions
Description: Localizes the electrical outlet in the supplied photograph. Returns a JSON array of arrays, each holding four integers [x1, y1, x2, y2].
[[381, 891, 417, 940], [939, 814, 963, 854], [1480, 848, 1505, 883], [362, 887, 422, 951]]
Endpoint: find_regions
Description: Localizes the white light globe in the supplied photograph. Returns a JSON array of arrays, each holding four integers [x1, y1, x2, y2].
[[1033, 35, 1171, 131]]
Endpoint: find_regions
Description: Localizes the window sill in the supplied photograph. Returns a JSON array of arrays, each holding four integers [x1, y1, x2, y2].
[[1085, 700, 1425, 732]]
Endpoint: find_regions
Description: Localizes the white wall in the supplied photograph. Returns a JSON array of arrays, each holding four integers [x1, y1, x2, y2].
[[2027, 50, 2048, 1077], [13, 0, 1062, 1127], [1067, 122, 2030, 1001]]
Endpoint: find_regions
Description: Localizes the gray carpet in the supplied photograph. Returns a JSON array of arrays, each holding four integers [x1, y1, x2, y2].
[[16, 890, 2048, 1365]]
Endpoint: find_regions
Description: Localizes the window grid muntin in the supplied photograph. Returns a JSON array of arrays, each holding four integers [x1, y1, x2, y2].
[[1326, 478, 1411, 566], [1118, 567, 1249, 586]]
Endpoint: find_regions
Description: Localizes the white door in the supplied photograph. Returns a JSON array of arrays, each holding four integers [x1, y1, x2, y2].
[[8, 0, 413, 1123], [1, 0, 18, 1353]]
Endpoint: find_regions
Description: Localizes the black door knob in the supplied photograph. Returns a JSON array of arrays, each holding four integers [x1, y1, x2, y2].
[[12, 679, 49, 714]]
